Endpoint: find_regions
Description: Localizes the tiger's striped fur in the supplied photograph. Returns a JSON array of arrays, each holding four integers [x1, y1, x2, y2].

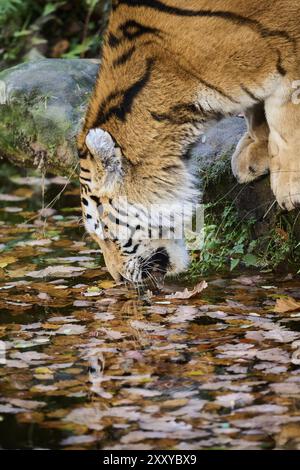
[[78, 0, 300, 284]]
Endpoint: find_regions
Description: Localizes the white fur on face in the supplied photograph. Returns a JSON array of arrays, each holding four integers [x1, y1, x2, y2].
[[86, 128, 115, 161], [121, 238, 189, 283], [85, 128, 123, 195]]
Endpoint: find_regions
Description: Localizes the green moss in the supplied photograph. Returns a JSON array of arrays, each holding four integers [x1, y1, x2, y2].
[[0, 103, 36, 158]]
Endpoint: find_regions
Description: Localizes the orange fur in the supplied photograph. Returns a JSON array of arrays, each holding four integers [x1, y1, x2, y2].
[[77, 0, 300, 283]]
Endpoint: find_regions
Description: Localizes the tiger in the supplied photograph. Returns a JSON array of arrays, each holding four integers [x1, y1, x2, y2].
[[77, 0, 300, 285]]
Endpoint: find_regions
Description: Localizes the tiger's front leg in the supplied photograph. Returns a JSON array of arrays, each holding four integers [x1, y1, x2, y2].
[[231, 103, 270, 183], [265, 82, 300, 211]]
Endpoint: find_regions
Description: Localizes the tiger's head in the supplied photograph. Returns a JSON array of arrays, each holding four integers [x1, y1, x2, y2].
[[80, 128, 198, 287]]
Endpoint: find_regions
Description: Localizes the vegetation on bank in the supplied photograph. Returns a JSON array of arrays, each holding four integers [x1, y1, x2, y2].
[[190, 204, 299, 276], [190, 154, 300, 276], [0, 0, 110, 69]]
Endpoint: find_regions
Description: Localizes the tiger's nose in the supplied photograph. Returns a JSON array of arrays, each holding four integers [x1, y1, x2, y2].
[[141, 247, 170, 280]]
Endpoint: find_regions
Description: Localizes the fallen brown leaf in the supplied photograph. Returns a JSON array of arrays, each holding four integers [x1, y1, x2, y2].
[[0, 256, 17, 269], [166, 281, 208, 300], [274, 296, 300, 314], [98, 280, 116, 289], [26, 265, 85, 279]]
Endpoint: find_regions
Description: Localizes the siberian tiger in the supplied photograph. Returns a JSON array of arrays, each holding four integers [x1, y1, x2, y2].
[[77, 0, 300, 285]]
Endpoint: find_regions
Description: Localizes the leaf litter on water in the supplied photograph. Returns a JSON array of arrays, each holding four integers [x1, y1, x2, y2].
[[1, 174, 300, 450]]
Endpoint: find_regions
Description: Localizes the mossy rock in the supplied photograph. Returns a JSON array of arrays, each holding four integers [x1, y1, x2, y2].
[[0, 59, 99, 176]]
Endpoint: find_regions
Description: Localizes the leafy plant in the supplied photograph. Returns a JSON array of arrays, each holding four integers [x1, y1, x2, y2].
[[0, 0, 23, 19], [0, 0, 110, 68], [190, 204, 257, 275], [189, 202, 300, 276]]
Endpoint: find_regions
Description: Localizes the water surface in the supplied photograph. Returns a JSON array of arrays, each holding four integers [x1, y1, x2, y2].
[[0, 172, 300, 450]]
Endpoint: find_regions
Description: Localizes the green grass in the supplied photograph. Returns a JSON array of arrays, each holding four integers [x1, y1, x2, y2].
[[189, 147, 300, 276], [189, 203, 300, 276]]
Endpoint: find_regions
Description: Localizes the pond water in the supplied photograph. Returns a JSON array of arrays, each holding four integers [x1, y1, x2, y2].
[[0, 170, 300, 450]]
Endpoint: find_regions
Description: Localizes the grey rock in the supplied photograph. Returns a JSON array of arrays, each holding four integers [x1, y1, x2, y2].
[[194, 116, 248, 193], [0, 59, 99, 175], [195, 116, 246, 164]]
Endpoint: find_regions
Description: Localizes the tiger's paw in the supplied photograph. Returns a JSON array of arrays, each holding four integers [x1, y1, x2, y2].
[[271, 158, 300, 211], [232, 132, 270, 184]]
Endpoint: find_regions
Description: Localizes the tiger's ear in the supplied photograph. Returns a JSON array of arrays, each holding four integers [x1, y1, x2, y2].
[[85, 128, 123, 192]]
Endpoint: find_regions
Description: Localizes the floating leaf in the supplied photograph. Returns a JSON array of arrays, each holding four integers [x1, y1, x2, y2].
[[26, 266, 86, 278], [8, 399, 47, 410], [98, 280, 116, 289], [0, 256, 17, 268], [34, 367, 52, 375], [166, 281, 208, 300], [215, 393, 254, 408], [56, 324, 86, 336], [274, 297, 300, 314], [0, 194, 26, 202]]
